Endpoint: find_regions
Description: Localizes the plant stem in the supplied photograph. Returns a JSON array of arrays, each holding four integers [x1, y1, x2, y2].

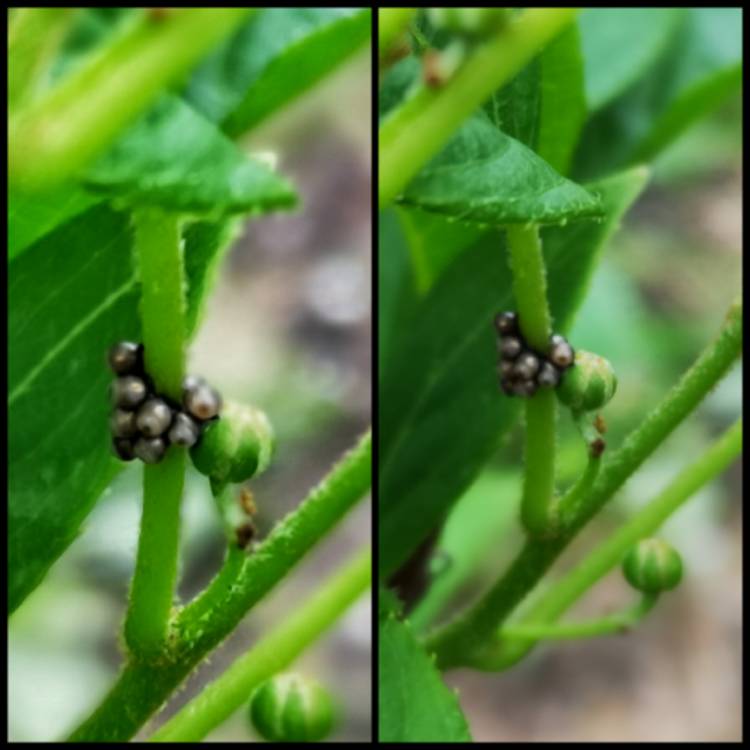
[[378, 8, 578, 207], [480, 418, 741, 670], [9, 8, 255, 190], [67, 432, 371, 742], [124, 211, 186, 658], [498, 594, 657, 642], [176, 431, 372, 648], [506, 223, 557, 538], [379, 8, 416, 62], [424, 298, 742, 668], [150, 548, 371, 742], [8, 8, 76, 111]]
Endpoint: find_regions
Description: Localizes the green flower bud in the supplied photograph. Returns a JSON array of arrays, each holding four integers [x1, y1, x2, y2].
[[190, 400, 273, 485], [427, 8, 511, 37], [622, 538, 683, 594], [557, 350, 618, 413], [249, 673, 336, 743]]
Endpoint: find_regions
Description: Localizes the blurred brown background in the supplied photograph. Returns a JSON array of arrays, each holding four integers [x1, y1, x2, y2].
[[8, 47, 372, 743]]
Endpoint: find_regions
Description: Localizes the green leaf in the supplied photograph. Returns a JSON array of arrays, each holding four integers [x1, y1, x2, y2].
[[399, 112, 602, 227], [185, 8, 371, 135], [8, 205, 236, 613], [8, 184, 100, 261], [378, 210, 418, 380], [535, 24, 586, 175], [379, 590, 472, 742], [578, 8, 682, 112], [379, 167, 649, 577], [82, 95, 297, 216], [409, 468, 521, 632], [574, 8, 742, 178]]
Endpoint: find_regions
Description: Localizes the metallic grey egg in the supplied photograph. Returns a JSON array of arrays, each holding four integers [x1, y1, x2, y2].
[[168, 411, 201, 447], [107, 341, 142, 375], [513, 351, 541, 380], [112, 437, 136, 461], [134, 436, 167, 464], [136, 398, 173, 437], [537, 361, 561, 388], [183, 382, 222, 421], [549, 336, 574, 369], [110, 408, 138, 438], [499, 336, 523, 360], [110, 375, 147, 409], [494, 311, 518, 335]]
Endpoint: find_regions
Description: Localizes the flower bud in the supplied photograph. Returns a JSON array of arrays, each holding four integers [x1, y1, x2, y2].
[[249, 674, 336, 743], [622, 538, 683, 594], [557, 350, 617, 412], [190, 400, 274, 485]]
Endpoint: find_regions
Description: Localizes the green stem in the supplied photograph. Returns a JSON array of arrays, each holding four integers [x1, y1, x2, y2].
[[150, 548, 371, 742], [480, 419, 741, 670], [124, 211, 186, 658], [379, 8, 416, 62], [67, 432, 371, 742], [378, 8, 578, 207], [8, 8, 76, 111], [424, 298, 742, 668], [506, 223, 557, 538], [499, 594, 657, 642], [9, 8, 255, 190]]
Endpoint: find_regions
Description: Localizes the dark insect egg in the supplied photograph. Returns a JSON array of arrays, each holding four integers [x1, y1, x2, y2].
[[512, 379, 538, 398], [184, 381, 222, 421], [136, 398, 173, 437], [500, 377, 515, 396], [112, 437, 136, 461], [497, 359, 515, 378], [110, 375, 148, 409], [549, 334, 574, 369], [168, 411, 201, 447], [110, 408, 138, 438], [494, 311, 518, 335], [107, 341, 143, 375], [537, 361, 561, 388], [134, 436, 167, 464], [499, 336, 523, 360], [513, 351, 540, 380]]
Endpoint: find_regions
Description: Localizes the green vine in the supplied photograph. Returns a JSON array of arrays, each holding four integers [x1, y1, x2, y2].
[[124, 210, 186, 659], [150, 547, 371, 742], [424, 298, 742, 668], [481, 418, 741, 670], [67, 432, 371, 742], [505, 223, 558, 538]]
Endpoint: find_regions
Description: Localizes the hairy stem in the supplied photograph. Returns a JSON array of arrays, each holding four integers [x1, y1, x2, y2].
[[9, 8, 255, 190], [150, 548, 371, 742], [379, 8, 578, 207], [480, 418, 741, 670], [124, 211, 186, 658], [67, 432, 371, 742], [425, 298, 742, 668], [506, 223, 557, 538]]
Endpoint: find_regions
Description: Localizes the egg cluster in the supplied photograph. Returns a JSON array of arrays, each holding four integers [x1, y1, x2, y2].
[[494, 311, 575, 398], [107, 341, 222, 464]]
